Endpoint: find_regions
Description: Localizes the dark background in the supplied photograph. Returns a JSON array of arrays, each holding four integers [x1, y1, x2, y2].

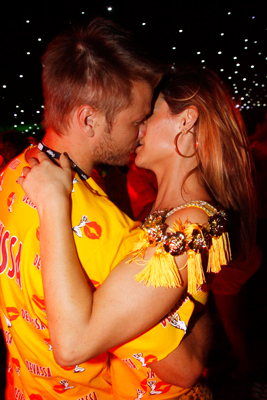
[[0, 1, 266, 138], [1, 2, 267, 399]]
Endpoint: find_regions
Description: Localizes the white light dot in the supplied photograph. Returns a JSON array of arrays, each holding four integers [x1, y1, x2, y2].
[[251, 65, 255, 68], [228, 12, 231, 15], [235, 71, 238, 74], [228, 76, 232, 80], [179, 29, 183, 33], [21, 110, 24, 113], [236, 63, 240, 66], [218, 51, 222, 55], [2, 85, 6, 88], [197, 51, 201, 55], [19, 75, 23, 78], [245, 39, 248, 42], [26, 20, 30, 23], [243, 78, 247, 81], [172, 47, 176, 50], [220, 69, 224, 72], [142, 22, 146, 26], [27, 52, 30, 55], [107, 7, 112, 11], [233, 56, 237, 60], [36, 110, 40, 114], [244, 47, 248, 50], [258, 52, 261, 55], [21, 121, 24, 125], [221, 33, 224, 36], [201, 60, 205, 63], [38, 38, 42, 42]]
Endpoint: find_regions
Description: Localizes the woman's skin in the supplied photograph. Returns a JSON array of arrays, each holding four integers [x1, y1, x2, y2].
[[18, 98, 212, 386]]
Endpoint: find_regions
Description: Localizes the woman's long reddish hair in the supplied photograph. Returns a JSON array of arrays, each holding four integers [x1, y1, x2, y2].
[[158, 66, 257, 256]]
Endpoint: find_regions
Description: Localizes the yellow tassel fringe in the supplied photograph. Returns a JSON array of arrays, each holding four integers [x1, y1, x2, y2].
[[134, 249, 183, 288], [207, 232, 232, 273], [187, 250, 206, 295], [133, 231, 231, 295]]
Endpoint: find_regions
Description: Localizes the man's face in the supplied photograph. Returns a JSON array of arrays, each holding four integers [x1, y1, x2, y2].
[[93, 81, 153, 166]]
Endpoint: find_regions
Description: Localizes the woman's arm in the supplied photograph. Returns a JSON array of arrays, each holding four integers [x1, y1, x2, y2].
[[150, 307, 212, 387], [18, 153, 190, 367]]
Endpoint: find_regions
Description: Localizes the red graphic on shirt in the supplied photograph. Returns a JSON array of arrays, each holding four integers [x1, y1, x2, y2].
[[22, 194, 37, 210], [8, 158, 21, 171], [91, 279, 100, 289], [84, 221, 102, 239], [32, 295, 46, 313], [29, 394, 44, 400], [61, 365, 85, 373], [140, 378, 172, 395], [6, 307, 20, 322], [133, 353, 158, 367], [147, 380, 172, 395], [36, 227, 40, 241], [12, 358, 21, 376], [44, 338, 52, 351], [0, 173, 4, 191], [7, 362, 13, 386], [53, 380, 75, 393], [7, 192, 16, 212]]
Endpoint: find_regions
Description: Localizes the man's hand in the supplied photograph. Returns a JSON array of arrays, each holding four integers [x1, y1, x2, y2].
[[17, 152, 73, 215]]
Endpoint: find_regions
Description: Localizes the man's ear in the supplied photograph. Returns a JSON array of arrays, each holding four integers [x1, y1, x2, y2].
[[77, 106, 96, 137]]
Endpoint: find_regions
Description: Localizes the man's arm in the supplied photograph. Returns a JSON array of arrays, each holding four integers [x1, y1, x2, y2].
[[18, 153, 189, 366], [18, 153, 209, 368]]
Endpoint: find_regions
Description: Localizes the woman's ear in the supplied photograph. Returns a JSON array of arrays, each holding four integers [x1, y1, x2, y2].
[[184, 106, 199, 131]]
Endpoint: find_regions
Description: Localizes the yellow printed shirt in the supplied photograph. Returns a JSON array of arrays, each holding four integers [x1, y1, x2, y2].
[[0, 149, 140, 400], [109, 204, 230, 399], [110, 288, 208, 399]]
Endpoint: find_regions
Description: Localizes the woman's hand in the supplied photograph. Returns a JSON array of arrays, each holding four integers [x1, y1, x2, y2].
[[17, 151, 73, 214]]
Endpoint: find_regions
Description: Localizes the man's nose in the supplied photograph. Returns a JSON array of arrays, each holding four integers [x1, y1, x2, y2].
[[138, 122, 146, 139]]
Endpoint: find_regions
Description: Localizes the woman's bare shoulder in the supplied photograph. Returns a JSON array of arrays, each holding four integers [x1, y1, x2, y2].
[[165, 204, 213, 227]]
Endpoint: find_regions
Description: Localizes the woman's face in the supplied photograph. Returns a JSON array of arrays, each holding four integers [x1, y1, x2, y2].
[[135, 95, 181, 170]]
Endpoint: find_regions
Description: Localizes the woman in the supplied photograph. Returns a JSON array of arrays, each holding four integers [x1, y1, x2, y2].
[[18, 66, 256, 399]]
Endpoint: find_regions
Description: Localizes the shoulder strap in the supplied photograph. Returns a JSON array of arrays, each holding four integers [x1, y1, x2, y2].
[[165, 200, 217, 218]]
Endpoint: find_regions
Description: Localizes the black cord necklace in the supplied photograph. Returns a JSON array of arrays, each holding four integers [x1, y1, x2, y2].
[[37, 142, 89, 181]]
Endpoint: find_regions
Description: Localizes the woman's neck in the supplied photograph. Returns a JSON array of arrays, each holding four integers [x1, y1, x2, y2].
[[152, 169, 211, 212]]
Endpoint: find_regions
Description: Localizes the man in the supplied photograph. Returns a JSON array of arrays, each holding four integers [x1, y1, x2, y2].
[[0, 18, 209, 399]]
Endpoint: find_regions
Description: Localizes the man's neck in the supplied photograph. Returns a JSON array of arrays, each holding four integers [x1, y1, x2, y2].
[[27, 128, 94, 178]]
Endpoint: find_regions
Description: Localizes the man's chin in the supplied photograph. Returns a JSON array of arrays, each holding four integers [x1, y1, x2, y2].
[[105, 154, 130, 167]]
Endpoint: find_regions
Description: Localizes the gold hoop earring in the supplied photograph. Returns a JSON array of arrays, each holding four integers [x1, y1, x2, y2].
[[174, 129, 198, 158]]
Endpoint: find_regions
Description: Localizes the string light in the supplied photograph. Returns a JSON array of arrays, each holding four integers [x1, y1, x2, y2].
[[0, 5, 266, 134]]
